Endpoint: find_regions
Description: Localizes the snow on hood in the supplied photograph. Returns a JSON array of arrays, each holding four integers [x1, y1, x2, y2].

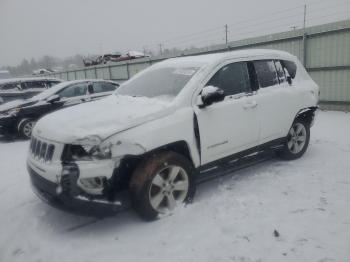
[[33, 95, 174, 143], [0, 99, 35, 112]]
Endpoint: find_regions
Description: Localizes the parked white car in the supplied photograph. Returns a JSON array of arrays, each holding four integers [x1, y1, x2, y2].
[[27, 49, 319, 220]]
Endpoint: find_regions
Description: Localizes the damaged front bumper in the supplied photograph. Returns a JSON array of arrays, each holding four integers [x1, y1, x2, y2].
[[28, 163, 130, 217]]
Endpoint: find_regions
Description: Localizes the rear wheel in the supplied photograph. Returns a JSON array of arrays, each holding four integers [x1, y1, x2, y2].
[[129, 152, 196, 221], [277, 120, 310, 160], [18, 119, 36, 139]]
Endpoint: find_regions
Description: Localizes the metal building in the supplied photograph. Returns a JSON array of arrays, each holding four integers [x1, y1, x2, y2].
[[46, 19, 350, 110]]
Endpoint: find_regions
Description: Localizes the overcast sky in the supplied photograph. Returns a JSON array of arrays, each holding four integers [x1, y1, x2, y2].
[[0, 0, 349, 67]]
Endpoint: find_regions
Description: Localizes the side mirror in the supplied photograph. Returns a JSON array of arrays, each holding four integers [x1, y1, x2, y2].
[[47, 94, 60, 103], [199, 86, 225, 108]]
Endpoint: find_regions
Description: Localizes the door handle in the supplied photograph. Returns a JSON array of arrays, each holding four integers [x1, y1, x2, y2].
[[81, 97, 91, 102], [243, 100, 258, 109]]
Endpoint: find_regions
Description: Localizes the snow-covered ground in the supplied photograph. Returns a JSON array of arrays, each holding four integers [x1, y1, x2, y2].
[[0, 110, 349, 262]]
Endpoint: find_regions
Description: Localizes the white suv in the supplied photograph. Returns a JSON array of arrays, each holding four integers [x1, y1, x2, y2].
[[27, 49, 319, 220]]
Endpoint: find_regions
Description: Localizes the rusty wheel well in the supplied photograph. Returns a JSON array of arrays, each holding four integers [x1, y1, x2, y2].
[[107, 141, 193, 197]]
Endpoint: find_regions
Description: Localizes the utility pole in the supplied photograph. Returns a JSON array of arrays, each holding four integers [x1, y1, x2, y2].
[[302, 4, 307, 66], [303, 4, 307, 33], [225, 24, 228, 45], [159, 44, 163, 56]]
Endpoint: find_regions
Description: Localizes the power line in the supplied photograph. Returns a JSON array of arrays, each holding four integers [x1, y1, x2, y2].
[[161, 25, 223, 43], [163, 30, 223, 46], [142, 0, 349, 53], [163, 11, 303, 47], [147, 4, 305, 48], [306, 9, 350, 23]]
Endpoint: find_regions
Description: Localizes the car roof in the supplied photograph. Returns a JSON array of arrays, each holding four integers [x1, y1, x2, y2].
[[160, 49, 297, 68], [64, 79, 119, 84], [0, 77, 62, 84]]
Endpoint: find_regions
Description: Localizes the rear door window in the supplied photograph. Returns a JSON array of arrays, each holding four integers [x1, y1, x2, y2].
[[206, 62, 251, 96], [253, 60, 279, 88], [92, 82, 117, 93]]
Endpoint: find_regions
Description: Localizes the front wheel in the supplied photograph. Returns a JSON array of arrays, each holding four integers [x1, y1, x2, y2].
[[129, 152, 196, 221], [18, 119, 36, 139], [276, 120, 310, 160]]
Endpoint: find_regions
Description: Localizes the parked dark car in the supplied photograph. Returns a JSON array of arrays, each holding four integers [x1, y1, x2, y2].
[[0, 77, 63, 104], [0, 79, 119, 138]]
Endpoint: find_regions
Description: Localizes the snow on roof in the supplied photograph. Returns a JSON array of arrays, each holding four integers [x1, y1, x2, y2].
[[160, 49, 296, 68], [0, 77, 62, 84]]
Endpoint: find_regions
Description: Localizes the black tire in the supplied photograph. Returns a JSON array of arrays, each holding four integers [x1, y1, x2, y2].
[[18, 119, 36, 139], [276, 119, 310, 160], [129, 151, 196, 221]]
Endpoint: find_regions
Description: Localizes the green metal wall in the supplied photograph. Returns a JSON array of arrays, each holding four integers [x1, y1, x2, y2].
[[47, 19, 350, 104]]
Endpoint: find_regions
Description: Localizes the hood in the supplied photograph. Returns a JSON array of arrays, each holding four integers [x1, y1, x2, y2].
[[33, 95, 175, 143], [0, 99, 37, 112]]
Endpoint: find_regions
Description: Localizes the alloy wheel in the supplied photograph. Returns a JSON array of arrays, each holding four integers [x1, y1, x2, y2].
[[287, 122, 307, 154], [23, 121, 35, 138], [149, 165, 189, 213]]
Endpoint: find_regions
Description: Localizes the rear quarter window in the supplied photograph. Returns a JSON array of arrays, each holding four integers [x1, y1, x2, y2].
[[23, 81, 46, 89], [93, 82, 117, 93], [281, 60, 297, 79]]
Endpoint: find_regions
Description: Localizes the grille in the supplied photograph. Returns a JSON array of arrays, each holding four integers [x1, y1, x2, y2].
[[30, 137, 55, 162]]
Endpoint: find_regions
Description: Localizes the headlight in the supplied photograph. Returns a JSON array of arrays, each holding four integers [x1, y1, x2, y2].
[[89, 145, 112, 159], [2, 108, 20, 117], [68, 136, 112, 161], [74, 135, 102, 147]]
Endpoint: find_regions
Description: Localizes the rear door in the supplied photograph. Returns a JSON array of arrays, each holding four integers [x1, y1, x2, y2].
[[194, 61, 260, 165], [253, 60, 297, 144]]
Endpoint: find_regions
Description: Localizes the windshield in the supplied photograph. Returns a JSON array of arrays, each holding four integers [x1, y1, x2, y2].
[[30, 82, 70, 100], [116, 67, 199, 98]]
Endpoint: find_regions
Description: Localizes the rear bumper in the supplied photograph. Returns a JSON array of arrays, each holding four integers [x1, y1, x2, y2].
[[28, 164, 130, 217]]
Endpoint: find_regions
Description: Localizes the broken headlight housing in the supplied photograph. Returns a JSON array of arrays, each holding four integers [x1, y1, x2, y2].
[[65, 136, 112, 161], [64, 144, 112, 161]]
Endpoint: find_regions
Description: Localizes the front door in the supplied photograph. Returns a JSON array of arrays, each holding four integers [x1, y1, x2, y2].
[[194, 61, 260, 165], [55, 82, 90, 108]]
